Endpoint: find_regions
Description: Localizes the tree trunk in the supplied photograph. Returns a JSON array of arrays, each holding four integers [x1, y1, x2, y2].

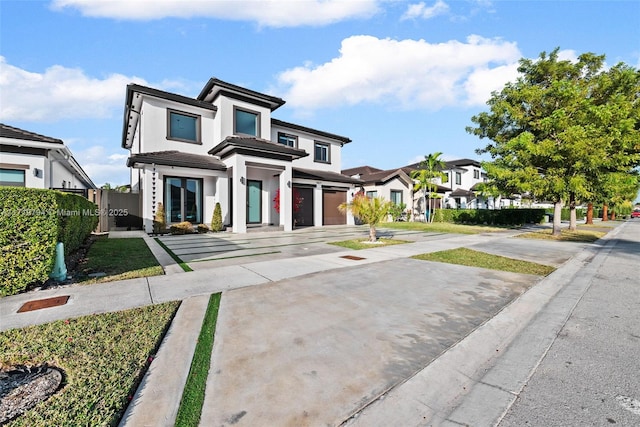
[[586, 202, 593, 225], [569, 193, 577, 231], [369, 225, 377, 242], [610, 210, 616, 221], [602, 204, 609, 221], [552, 201, 562, 236]]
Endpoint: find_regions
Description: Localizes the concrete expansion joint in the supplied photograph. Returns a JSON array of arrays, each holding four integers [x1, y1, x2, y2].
[[145, 278, 154, 304], [240, 265, 274, 282], [478, 380, 517, 396], [443, 417, 470, 426]]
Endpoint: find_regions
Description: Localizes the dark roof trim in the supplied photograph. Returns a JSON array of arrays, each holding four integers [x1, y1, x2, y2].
[[271, 118, 351, 144], [127, 150, 227, 171], [293, 167, 363, 184], [450, 188, 475, 197], [0, 123, 63, 145], [208, 136, 308, 161], [197, 78, 285, 111], [122, 84, 217, 149]]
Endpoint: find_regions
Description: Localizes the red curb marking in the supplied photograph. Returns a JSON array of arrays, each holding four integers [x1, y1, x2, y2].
[[340, 255, 366, 261]]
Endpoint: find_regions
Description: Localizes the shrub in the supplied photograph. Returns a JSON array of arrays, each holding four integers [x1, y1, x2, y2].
[[0, 188, 98, 296], [433, 208, 546, 226], [154, 202, 166, 234], [211, 202, 223, 232], [170, 221, 194, 235], [197, 223, 210, 233]]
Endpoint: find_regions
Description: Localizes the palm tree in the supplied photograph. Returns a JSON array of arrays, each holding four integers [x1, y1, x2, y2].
[[410, 152, 446, 222], [339, 194, 392, 242]]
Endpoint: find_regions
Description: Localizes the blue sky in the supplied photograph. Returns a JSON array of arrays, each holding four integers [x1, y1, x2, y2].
[[1, 0, 639, 192]]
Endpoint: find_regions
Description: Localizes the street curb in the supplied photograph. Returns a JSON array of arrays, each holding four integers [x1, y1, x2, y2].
[[119, 294, 210, 427], [343, 223, 625, 426]]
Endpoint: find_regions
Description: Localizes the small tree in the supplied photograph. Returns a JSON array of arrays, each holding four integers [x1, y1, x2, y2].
[[154, 202, 166, 234], [211, 202, 223, 232], [339, 194, 392, 242]]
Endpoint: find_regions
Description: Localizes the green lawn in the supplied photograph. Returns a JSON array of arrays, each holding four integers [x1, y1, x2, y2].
[[380, 221, 509, 234], [412, 247, 556, 276], [0, 302, 180, 426], [175, 293, 221, 426], [328, 238, 412, 250], [516, 229, 605, 242], [77, 237, 164, 283]]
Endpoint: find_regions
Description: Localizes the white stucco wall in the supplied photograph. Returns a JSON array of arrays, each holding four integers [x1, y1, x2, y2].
[[1, 152, 46, 188]]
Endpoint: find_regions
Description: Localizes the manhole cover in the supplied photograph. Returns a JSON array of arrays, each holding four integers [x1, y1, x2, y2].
[[340, 255, 366, 261], [17, 296, 70, 313]]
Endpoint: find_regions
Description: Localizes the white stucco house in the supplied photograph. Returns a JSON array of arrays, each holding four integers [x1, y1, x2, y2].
[[122, 78, 362, 233], [0, 123, 95, 193]]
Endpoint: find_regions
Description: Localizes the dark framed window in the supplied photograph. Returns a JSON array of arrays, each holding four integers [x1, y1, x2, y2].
[[277, 132, 298, 147], [390, 190, 403, 205], [0, 169, 25, 187], [314, 142, 330, 163], [455, 172, 462, 185], [473, 169, 480, 179], [168, 110, 200, 143], [365, 190, 377, 199], [234, 107, 260, 137], [164, 177, 203, 224]]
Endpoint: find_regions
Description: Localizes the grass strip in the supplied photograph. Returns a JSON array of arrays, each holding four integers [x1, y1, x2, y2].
[[328, 238, 412, 250], [412, 247, 556, 276], [175, 293, 221, 427], [381, 222, 509, 234], [77, 238, 164, 284], [516, 229, 605, 242], [0, 302, 180, 426], [154, 238, 193, 272]]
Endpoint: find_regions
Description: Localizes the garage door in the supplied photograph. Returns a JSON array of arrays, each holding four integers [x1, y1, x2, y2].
[[322, 190, 346, 225], [293, 186, 314, 227]]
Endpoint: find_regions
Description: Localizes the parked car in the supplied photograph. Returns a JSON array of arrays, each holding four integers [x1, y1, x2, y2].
[[631, 210, 640, 218]]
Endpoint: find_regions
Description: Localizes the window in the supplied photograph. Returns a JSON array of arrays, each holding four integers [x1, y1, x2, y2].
[[277, 132, 298, 147], [473, 169, 480, 179], [365, 191, 377, 199], [390, 190, 403, 205], [165, 177, 202, 224], [234, 107, 259, 136], [314, 142, 330, 163], [455, 172, 462, 185], [0, 169, 25, 187], [168, 110, 199, 143]]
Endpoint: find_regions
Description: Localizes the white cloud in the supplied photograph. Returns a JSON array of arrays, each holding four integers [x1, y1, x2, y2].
[[0, 57, 147, 122], [74, 145, 130, 186], [275, 35, 522, 112], [401, 1, 449, 20], [50, 0, 381, 27]]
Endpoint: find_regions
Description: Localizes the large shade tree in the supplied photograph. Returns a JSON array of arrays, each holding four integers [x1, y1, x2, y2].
[[468, 49, 640, 236]]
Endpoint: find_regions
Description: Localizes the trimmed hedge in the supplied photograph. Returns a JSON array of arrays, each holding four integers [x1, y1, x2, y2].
[[433, 208, 546, 225], [0, 188, 98, 296]]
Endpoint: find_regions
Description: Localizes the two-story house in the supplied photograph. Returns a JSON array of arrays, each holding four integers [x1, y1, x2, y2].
[[122, 78, 361, 233], [1, 123, 95, 194]]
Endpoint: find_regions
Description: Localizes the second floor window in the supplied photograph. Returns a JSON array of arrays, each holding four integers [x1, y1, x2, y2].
[[314, 142, 330, 163], [278, 132, 298, 147], [474, 169, 480, 179], [168, 110, 199, 142], [455, 172, 462, 185], [235, 107, 259, 137]]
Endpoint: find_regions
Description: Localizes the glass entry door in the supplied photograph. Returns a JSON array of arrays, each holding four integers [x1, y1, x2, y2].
[[246, 180, 262, 224], [165, 177, 202, 224]]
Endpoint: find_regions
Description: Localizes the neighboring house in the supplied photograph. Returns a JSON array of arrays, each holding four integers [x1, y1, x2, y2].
[[342, 165, 413, 217], [122, 78, 362, 233], [0, 124, 96, 194]]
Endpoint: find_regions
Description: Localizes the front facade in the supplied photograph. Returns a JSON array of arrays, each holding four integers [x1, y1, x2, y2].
[[122, 79, 361, 233], [0, 124, 95, 193]]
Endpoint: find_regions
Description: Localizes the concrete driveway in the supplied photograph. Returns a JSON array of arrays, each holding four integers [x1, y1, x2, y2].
[[200, 256, 543, 426]]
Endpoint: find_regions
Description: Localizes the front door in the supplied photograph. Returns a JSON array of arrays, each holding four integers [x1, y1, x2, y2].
[[247, 180, 262, 224]]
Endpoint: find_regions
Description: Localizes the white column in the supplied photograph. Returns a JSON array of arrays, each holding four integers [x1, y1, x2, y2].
[[314, 183, 323, 227], [216, 174, 229, 226], [280, 167, 293, 231], [346, 187, 356, 225], [230, 157, 247, 233]]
